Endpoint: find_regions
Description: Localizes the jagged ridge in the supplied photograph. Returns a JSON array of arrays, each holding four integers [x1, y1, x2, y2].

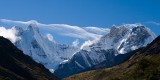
[[14, 24, 79, 71], [65, 36, 160, 80], [55, 24, 156, 78]]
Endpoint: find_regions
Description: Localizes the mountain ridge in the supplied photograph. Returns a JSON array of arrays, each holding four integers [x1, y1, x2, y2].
[[14, 24, 79, 71], [0, 23, 156, 78], [55, 24, 156, 78], [65, 36, 160, 80]]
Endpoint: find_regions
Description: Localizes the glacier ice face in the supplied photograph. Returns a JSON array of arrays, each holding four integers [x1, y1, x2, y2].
[[14, 23, 79, 70]]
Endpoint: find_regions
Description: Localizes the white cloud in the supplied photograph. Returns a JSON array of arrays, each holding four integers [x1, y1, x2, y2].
[[146, 21, 160, 26], [80, 39, 99, 51], [0, 19, 107, 40], [72, 39, 79, 47], [0, 27, 20, 43], [46, 33, 55, 42], [83, 27, 110, 35], [41, 24, 102, 40], [0, 19, 38, 25]]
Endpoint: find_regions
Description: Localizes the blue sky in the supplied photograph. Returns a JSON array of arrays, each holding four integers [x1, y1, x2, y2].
[[0, 0, 160, 45], [0, 0, 160, 26]]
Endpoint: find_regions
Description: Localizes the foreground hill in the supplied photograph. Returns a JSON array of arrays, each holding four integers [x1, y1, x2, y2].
[[0, 36, 59, 80], [65, 36, 160, 80]]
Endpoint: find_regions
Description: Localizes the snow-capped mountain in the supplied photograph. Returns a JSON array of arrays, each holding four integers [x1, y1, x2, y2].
[[54, 24, 156, 78], [0, 21, 157, 78], [89, 24, 156, 54], [13, 23, 79, 71]]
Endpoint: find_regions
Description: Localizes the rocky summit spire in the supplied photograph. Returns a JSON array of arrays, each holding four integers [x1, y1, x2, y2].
[[27, 23, 40, 33]]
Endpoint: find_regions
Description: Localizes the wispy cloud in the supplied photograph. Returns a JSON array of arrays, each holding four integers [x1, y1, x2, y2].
[[0, 19, 110, 40], [39, 24, 102, 40], [80, 39, 99, 51], [72, 39, 79, 47], [83, 27, 110, 35], [0, 19, 36, 25], [145, 21, 160, 26]]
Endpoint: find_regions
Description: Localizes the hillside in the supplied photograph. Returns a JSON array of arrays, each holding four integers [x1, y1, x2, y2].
[[65, 36, 160, 80], [0, 36, 59, 80]]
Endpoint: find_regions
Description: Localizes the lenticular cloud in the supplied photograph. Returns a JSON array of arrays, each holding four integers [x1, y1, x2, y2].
[[0, 19, 110, 40]]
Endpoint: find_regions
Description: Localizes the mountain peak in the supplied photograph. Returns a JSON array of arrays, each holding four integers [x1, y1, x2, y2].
[[13, 26, 24, 36], [109, 26, 129, 38], [13, 23, 79, 71], [27, 23, 39, 33], [13, 26, 23, 31]]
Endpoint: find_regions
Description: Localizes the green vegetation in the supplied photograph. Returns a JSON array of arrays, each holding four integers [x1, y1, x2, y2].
[[117, 55, 160, 80], [66, 55, 160, 80]]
